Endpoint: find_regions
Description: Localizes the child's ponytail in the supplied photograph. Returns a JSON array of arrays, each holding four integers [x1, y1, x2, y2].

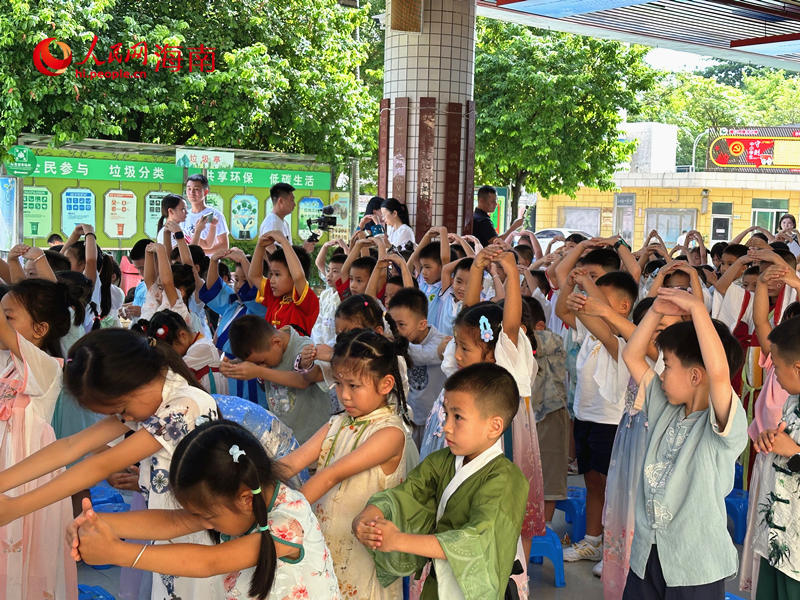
[[246, 460, 278, 599], [98, 251, 114, 319], [169, 420, 281, 600], [56, 271, 92, 327]]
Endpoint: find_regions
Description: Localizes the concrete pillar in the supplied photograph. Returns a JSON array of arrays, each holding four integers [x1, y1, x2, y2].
[[379, 0, 477, 237]]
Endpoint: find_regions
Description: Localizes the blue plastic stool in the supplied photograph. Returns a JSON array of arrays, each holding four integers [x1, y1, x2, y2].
[[555, 486, 586, 543], [529, 526, 566, 588], [89, 483, 123, 506], [93, 501, 131, 514], [734, 462, 743, 490], [78, 584, 115, 600], [725, 489, 748, 544], [725, 594, 748, 600]]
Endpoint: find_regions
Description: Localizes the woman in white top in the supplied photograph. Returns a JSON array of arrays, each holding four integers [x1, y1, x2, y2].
[[381, 197, 415, 250]]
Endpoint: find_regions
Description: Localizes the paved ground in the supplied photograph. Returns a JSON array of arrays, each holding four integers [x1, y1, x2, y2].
[[79, 475, 753, 600]]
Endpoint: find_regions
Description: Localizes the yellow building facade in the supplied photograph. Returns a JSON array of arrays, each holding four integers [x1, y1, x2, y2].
[[534, 171, 800, 249]]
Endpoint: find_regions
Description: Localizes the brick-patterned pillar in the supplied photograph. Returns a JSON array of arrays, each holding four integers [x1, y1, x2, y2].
[[382, 0, 476, 237]]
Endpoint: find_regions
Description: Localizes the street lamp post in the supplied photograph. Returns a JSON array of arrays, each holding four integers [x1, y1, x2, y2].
[[691, 128, 711, 172]]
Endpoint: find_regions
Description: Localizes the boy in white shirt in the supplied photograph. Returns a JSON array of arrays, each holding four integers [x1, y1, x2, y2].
[[408, 226, 451, 327], [311, 242, 346, 346], [387, 287, 451, 447], [555, 269, 638, 563]]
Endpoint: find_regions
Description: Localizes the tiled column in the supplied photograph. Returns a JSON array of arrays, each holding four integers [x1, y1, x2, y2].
[[379, 0, 476, 237]]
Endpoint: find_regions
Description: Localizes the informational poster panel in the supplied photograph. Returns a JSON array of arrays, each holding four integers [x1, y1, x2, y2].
[[144, 191, 169, 239], [104, 190, 137, 238], [22, 186, 52, 238], [328, 192, 351, 241], [0, 178, 17, 251], [62, 188, 96, 236], [708, 126, 800, 173], [205, 192, 224, 211], [298, 196, 324, 242], [231, 194, 258, 240]]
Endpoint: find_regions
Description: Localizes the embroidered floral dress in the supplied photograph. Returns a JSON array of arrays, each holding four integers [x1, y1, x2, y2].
[[313, 406, 418, 599], [751, 395, 800, 584], [125, 368, 222, 600], [0, 334, 77, 600], [221, 483, 341, 600]]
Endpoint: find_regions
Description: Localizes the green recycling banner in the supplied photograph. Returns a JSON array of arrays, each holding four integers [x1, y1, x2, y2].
[[26, 155, 329, 189]]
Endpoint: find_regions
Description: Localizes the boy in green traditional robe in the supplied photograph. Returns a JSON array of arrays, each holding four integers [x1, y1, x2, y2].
[[352, 362, 529, 600]]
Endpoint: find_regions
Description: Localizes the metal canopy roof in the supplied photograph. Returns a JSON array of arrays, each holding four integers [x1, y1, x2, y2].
[[478, 0, 800, 71]]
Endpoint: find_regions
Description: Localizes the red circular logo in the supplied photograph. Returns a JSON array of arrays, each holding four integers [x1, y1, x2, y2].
[[33, 38, 72, 76]]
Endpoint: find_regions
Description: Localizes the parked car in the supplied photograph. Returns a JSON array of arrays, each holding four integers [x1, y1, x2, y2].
[[532, 228, 592, 250]]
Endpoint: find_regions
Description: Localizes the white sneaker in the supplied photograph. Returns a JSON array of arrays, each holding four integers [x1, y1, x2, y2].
[[592, 559, 603, 578], [562, 537, 603, 562]]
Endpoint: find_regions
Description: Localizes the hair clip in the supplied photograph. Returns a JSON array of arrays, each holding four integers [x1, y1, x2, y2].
[[257, 524, 270, 532], [229, 445, 246, 463], [479, 315, 494, 343], [66, 358, 73, 364], [155, 326, 168, 339], [251, 487, 262, 495], [147, 337, 158, 348], [364, 301, 369, 307]]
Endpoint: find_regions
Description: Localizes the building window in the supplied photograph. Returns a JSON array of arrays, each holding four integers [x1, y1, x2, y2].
[[710, 202, 732, 242], [751, 198, 789, 233], [645, 208, 696, 246], [558, 207, 601, 236], [614, 193, 635, 245]]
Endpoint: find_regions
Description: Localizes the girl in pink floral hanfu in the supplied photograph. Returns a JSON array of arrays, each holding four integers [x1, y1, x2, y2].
[[67, 420, 341, 600], [0, 279, 77, 600]]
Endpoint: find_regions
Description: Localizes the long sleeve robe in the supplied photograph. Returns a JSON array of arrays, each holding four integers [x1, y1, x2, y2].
[[366, 447, 528, 600]]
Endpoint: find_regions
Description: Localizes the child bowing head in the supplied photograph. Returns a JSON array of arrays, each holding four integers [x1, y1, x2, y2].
[[70, 419, 340, 600], [65, 327, 205, 418], [334, 294, 386, 336], [654, 319, 745, 409]]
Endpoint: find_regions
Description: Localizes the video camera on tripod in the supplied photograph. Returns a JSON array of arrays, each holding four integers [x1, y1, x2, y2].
[[306, 205, 338, 243]]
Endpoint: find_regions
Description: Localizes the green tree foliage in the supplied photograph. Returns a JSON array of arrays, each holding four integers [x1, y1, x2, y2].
[[473, 19, 655, 209], [697, 60, 775, 88], [632, 65, 800, 169], [0, 0, 374, 164], [633, 73, 747, 168]]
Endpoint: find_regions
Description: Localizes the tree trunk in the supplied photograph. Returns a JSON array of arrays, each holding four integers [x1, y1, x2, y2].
[[510, 170, 528, 221]]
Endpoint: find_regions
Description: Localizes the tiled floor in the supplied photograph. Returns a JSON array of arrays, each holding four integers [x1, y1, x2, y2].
[[529, 475, 751, 600]]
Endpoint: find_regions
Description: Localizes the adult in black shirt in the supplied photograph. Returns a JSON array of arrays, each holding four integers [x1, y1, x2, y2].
[[471, 185, 525, 247], [472, 185, 501, 247]]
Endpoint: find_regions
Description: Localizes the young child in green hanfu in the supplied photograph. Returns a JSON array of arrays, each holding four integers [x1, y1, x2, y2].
[[352, 362, 529, 600]]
